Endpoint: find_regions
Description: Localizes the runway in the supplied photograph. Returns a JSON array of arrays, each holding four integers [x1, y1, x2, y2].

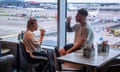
[[0, 8, 120, 47]]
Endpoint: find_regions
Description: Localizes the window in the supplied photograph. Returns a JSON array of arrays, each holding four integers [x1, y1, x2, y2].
[[66, 0, 120, 48], [0, 0, 120, 48], [0, 0, 58, 46]]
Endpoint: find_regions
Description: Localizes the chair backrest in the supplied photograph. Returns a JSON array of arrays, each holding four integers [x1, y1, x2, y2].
[[108, 64, 120, 72], [19, 42, 26, 57], [19, 42, 33, 63]]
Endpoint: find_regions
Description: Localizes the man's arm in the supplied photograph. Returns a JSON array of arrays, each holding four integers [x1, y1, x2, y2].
[[66, 23, 73, 32], [66, 17, 79, 32], [66, 17, 74, 32], [66, 39, 86, 53]]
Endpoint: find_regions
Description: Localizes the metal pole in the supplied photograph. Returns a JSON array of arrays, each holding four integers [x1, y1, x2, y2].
[[57, 0, 67, 48]]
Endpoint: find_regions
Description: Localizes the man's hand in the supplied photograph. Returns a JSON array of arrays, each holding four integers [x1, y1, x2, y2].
[[66, 50, 70, 54], [66, 48, 73, 54], [59, 48, 66, 56], [67, 16, 71, 24]]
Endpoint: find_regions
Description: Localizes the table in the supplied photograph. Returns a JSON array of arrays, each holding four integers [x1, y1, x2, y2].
[[57, 48, 120, 72]]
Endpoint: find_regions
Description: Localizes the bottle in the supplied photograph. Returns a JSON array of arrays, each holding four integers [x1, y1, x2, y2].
[[102, 41, 109, 53], [97, 37, 104, 53], [91, 44, 95, 57]]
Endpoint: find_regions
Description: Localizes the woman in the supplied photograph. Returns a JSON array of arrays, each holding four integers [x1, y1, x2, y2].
[[23, 18, 48, 72]]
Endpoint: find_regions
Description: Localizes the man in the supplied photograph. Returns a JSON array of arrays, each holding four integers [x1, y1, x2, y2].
[[59, 8, 94, 56], [23, 18, 47, 72]]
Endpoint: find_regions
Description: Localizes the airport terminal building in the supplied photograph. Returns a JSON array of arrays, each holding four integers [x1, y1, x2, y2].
[[0, 0, 24, 7]]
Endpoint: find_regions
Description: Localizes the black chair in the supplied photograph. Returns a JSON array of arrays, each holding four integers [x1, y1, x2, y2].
[[108, 64, 120, 72], [17, 41, 49, 72], [0, 54, 14, 72], [107, 56, 120, 72]]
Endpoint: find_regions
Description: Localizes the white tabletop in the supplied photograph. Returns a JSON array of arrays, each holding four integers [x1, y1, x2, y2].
[[57, 48, 120, 67]]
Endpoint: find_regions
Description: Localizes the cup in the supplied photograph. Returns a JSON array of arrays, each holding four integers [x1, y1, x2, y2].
[[40, 29, 45, 36]]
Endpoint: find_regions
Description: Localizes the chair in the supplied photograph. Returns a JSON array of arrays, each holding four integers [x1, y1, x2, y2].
[[0, 42, 11, 56], [107, 56, 120, 72], [108, 64, 120, 72], [0, 54, 14, 72], [17, 32, 56, 72], [17, 41, 49, 72], [1, 48, 11, 56]]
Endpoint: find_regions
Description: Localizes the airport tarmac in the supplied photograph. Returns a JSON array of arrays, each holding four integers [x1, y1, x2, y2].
[[0, 8, 120, 47]]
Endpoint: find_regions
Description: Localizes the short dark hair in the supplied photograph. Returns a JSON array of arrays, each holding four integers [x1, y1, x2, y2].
[[78, 8, 88, 17], [27, 18, 37, 29]]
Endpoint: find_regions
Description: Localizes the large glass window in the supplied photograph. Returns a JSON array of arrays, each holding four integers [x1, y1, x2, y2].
[[67, 0, 120, 48], [1, 0, 120, 48], [0, 0, 58, 46]]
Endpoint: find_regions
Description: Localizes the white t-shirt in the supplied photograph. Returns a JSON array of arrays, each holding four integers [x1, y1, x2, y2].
[[72, 24, 94, 46]]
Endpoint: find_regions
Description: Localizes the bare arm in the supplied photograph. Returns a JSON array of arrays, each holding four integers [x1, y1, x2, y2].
[[66, 17, 79, 32], [66, 39, 86, 53]]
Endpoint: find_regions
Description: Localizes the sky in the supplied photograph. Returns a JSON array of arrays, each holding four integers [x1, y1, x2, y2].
[[24, 0, 120, 3], [0, 0, 120, 3], [0, 0, 24, 1]]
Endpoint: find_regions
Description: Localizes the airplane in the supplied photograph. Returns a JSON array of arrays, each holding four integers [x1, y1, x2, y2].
[[67, 4, 100, 20], [25, 8, 45, 12], [113, 16, 120, 23], [88, 6, 100, 21], [67, 4, 78, 11], [6, 5, 17, 9]]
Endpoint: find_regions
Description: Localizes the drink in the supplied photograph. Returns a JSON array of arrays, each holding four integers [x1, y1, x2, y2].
[[39, 28, 45, 51], [102, 41, 109, 53], [40, 28, 45, 36], [97, 41, 110, 53], [83, 43, 95, 58], [97, 44, 103, 53]]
